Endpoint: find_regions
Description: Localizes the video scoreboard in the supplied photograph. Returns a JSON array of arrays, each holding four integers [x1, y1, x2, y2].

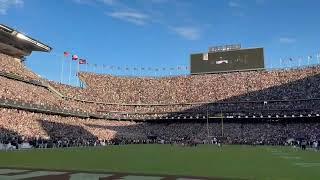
[[190, 45, 264, 74]]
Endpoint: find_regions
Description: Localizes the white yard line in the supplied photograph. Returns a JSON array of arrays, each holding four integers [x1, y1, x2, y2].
[[294, 163, 320, 167]]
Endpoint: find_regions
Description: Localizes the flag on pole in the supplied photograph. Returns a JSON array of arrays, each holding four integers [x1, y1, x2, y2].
[[79, 59, 87, 64], [72, 55, 78, 60], [317, 54, 320, 64], [308, 56, 312, 65], [64, 51, 70, 57]]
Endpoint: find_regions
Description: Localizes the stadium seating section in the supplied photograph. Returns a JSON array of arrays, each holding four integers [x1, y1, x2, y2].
[[1, 52, 320, 145]]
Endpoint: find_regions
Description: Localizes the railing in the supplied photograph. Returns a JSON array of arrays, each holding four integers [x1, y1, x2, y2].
[[0, 96, 318, 121], [67, 95, 320, 106], [0, 98, 91, 119], [78, 64, 320, 78]]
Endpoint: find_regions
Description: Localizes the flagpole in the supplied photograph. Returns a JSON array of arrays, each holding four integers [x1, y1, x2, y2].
[[77, 60, 80, 86], [69, 59, 72, 85], [60, 55, 64, 83]]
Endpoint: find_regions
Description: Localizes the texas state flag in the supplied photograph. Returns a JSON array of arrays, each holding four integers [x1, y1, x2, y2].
[[72, 55, 78, 61]]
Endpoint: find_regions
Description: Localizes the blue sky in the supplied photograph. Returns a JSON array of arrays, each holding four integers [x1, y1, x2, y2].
[[1, 0, 320, 84]]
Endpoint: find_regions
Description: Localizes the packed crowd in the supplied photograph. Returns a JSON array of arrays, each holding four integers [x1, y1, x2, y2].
[[0, 108, 319, 148], [0, 53, 40, 80], [0, 75, 98, 114], [0, 108, 144, 141], [2, 52, 320, 119], [52, 65, 320, 117], [1, 51, 320, 151], [76, 67, 320, 104]]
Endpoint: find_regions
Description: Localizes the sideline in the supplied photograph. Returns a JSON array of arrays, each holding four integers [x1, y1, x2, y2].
[[0, 167, 248, 180]]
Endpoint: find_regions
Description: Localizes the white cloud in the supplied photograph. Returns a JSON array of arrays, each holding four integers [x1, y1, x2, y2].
[[74, 0, 203, 39], [107, 11, 149, 25], [150, 0, 169, 3], [73, 0, 116, 6], [228, 1, 241, 8], [228, 1, 245, 17], [0, 0, 23, 15], [100, 0, 116, 5], [279, 37, 296, 44], [171, 27, 201, 40], [256, 0, 265, 4], [73, 0, 92, 5], [73, 0, 89, 4], [232, 11, 245, 17]]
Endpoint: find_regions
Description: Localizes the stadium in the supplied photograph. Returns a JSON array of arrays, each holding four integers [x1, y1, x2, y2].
[[0, 19, 320, 180]]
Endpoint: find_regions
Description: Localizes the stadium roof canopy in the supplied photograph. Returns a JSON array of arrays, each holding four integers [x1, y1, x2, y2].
[[0, 24, 52, 58]]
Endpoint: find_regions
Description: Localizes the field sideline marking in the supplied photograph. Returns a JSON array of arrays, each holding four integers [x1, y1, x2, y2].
[[266, 148, 307, 168], [0, 169, 29, 174], [279, 156, 301, 160], [0, 167, 228, 180], [266, 148, 320, 169], [294, 163, 320, 167]]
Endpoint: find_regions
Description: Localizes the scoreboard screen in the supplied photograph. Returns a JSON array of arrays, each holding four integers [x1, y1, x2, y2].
[[190, 48, 264, 74]]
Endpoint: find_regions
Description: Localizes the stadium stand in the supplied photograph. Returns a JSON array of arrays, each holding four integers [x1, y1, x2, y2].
[[0, 52, 40, 80], [1, 108, 320, 147], [76, 68, 319, 104], [1, 51, 320, 120], [44, 66, 320, 120], [0, 26, 320, 148]]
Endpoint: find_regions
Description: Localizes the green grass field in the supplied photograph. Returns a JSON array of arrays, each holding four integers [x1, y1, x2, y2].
[[0, 145, 319, 179]]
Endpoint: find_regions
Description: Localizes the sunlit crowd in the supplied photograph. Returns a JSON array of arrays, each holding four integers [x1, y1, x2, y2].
[[0, 53, 320, 149], [1, 108, 320, 148]]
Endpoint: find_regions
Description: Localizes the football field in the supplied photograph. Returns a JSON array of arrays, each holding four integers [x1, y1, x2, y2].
[[0, 145, 319, 180]]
